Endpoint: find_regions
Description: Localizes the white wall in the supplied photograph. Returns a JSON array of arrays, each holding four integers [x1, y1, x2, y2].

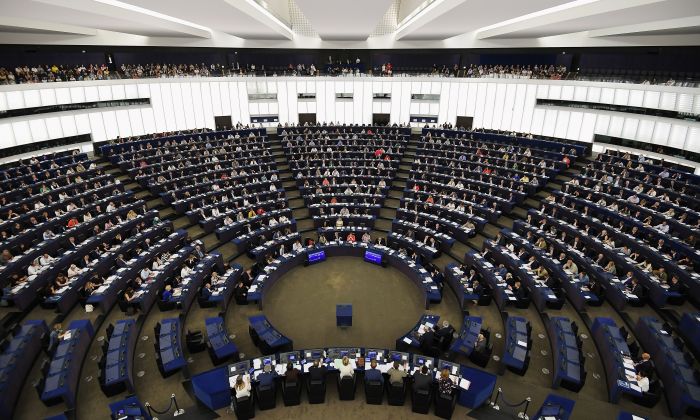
[[0, 77, 698, 153]]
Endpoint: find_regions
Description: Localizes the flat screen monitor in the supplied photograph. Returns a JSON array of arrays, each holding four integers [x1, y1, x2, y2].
[[307, 250, 326, 264], [364, 250, 383, 265]]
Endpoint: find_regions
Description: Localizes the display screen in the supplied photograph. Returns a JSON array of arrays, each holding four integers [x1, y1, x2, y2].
[[364, 250, 383, 265], [307, 250, 326, 264]]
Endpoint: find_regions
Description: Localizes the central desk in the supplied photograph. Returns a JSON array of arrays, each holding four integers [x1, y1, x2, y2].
[[247, 242, 442, 310]]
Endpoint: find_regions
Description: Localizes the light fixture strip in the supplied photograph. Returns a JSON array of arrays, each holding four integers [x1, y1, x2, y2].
[[94, 0, 212, 33]]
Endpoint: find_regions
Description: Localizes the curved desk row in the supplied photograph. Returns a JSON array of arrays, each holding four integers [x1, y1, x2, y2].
[[40, 319, 94, 408], [101, 319, 137, 396], [0, 320, 48, 418], [155, 318, 186, 376], [246, 242, 442, 310], [190, 345, 496, 412]]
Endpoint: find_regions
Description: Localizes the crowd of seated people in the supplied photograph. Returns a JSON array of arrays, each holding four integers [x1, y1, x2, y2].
[[0, 59, 631, 83], [100, 128, 293, 260], [536, 189, 693, 308], [283, 124, 408, 241]]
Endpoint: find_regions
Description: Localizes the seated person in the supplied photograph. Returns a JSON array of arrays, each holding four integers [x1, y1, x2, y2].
[[635, 352, 653, 377], [161, 285, 173, 301], [67, 263, 82, 278], [234, 374, 252, 400], [475, 333, 487, 352], [308, 358, 327, 382], [257, 364, 276, 388], [667, 276, 683, 294], [438, 368, 456, 396], [364, 359, 383, 384], [0, 249, 13, 265], [336, 355, 355, 379], [39, 253, 55, 266], [200, 282, 213, 298], [284, 361, 301, 384], [387, 360, 408, 386], [413, 365, 432, 393], [636, 371, 650, 393]]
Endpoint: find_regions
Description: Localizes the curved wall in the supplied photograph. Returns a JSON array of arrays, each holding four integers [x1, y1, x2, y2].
[[0, 77, 698, 153]]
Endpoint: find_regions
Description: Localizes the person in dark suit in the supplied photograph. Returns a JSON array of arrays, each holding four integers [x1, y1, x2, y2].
[[436, 321, 454, 343], [635, 353, 653, 377], [412, 365, 432, 392], [116, 254, 127, 268], [419, 326, 437, 352], [587, 278, 603, 298], [375, 237, 386, 246], [474, 333, 487, 353], [667, 276, 683, 294], [513, 281, 526, 300], [364, 359, 384, 384], [200, 283, 212, 298], [257, 364, 276, 388], [241, 268, 254, 288], [473, 280, 484, 298], [308, 359, 327, 382], [628, 278, 644, 299], [284, 362, 300, 384]]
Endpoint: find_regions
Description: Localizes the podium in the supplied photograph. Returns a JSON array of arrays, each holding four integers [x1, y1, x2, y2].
[[336, 304, 352, 327]]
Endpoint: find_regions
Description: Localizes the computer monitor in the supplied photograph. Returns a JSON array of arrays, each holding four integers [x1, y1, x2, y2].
[[365, 348, 385, 360], [364, 250, 383, 265], [228, 360, 250, 376], [279, 351, 300, 364], [327, 347, 361, 359], [388, 351, 410, 362], [307, 249, 326, 264], [304, 348, 325, 360], [412, 354, 434, 368]]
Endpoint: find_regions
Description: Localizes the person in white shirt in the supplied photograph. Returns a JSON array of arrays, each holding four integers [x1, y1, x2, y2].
[[279, 215, 289, 224], [223, 215, 234, 226], [106, 202, 116, 212], [181, 265, 192, 278], [292, 240, 303, 252], [268, 217, 278, 227], [140, 267, 152, 280], [628, 195, 640, 204], [656, 221, 669, 234], [67, 264, 82, 278], [39, 253, 55, 266], [636, 371, 650, 393], [211, 207, 220, 218], [152, 256, 163, 271], [28, 260, 42, 276], [336, 356, 354, 378], [233, 374, 252, 399], [43, 230, 56, 240]]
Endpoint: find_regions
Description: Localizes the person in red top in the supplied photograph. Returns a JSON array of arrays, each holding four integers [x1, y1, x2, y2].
[[322, 178, 330, 186], [66, 218, 79, 228], [483, 167, 491, 175], [346, 232, 356, 243], [330, 197, 338, 204], [256, 208, 264, 215], [426, 195, 434, 204], [562, 155, 571, 168], [413, 184, 420, 192], [374, 148, 384, 158], [384, 154, 391, 161]]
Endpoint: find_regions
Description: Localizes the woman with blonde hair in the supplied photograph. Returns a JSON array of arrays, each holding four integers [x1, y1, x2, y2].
[[438, 368, 455, 395], [337, 355, 354, 378]]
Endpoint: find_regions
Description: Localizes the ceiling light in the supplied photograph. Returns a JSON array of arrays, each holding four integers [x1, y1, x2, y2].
[[243, 0, 295, 37], [94, 0, 212, 33], [396, 0, 445, 33]]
